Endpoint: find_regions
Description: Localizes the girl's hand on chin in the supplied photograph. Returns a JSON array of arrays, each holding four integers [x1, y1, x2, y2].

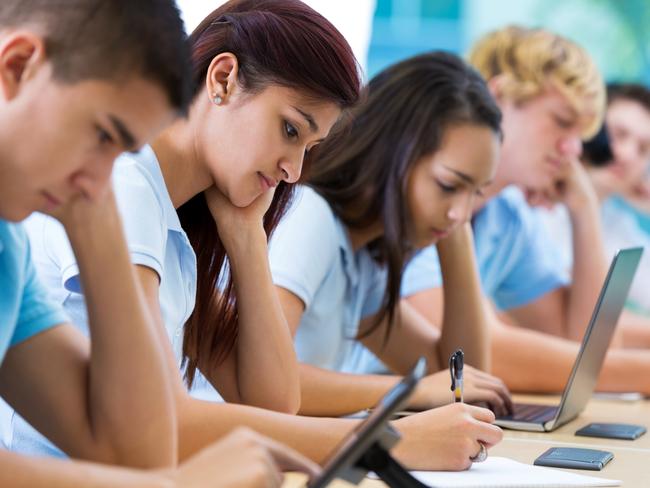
[[204, 185, 276, 245]]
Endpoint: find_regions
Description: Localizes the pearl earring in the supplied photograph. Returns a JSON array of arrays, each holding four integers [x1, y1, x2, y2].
[[212, 94, 223, 105]]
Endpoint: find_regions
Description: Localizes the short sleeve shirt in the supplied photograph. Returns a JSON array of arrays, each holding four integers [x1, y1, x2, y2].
[[348, 186, 571, 376], [538, 196, 650, 315], [0, 220, 67, 361], [403, 186, 569, 310], [600, 197, 650, 314], [269, 186, 386, 372]]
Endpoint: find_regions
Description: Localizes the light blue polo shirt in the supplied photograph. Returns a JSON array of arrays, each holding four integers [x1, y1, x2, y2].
[[537, 196, 650, 316], [402, 185, 569, 307], [346, 186, 570, 375], [0, 220, 67, 359], [7, 145, 200, 457], [269, 186, 386, 372], [0, 220, 68, 449]]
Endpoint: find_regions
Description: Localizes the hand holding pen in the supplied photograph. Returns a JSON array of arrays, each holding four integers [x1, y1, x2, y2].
[[450, 348, 490, 463]]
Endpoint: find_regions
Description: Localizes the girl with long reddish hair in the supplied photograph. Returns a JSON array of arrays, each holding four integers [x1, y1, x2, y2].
[[13, 0, 355, 452]]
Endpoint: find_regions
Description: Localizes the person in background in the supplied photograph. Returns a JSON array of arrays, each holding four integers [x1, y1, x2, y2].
[[269, 50, 508, 462], [539, 83, 650, 347], [397, 26, 650, 396]]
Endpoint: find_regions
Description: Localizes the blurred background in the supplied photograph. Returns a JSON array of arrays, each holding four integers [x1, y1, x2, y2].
[[177, 0, 650, 83]]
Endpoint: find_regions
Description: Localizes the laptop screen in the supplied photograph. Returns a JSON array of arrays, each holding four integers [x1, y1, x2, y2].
[[553, 247, 643, 428]]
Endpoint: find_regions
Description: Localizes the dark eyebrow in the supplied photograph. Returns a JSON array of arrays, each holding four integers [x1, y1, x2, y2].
[[108, 115, 138, 151], [292, 106, 319, 133], [442, 165, 475, 184]]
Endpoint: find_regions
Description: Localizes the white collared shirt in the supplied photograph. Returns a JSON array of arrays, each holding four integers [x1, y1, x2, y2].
[[269, 186, 386, 372], [24, 145, 197, 361]]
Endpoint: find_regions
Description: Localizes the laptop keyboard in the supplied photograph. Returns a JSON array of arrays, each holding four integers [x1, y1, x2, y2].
[[502, 403, 559, 423]]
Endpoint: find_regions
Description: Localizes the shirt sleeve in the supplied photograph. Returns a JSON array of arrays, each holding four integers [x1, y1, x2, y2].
[[269, 188, 339, 308], [491, 199, 569, 310], [11, 229, 67, 347], [400, 246, 444, 297], [48, 160, 167, 294]]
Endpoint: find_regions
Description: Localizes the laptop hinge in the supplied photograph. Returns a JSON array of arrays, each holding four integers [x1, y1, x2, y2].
[[543, 419, 556, 431]]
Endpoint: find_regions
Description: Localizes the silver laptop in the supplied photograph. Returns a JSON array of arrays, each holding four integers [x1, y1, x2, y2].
[[495, 247, 643, 432]]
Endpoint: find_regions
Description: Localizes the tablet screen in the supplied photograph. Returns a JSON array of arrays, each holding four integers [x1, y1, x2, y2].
[[308, 357, 426, 488]]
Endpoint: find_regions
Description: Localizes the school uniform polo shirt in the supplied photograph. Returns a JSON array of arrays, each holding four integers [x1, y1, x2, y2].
[[403, 185, 569, 308], [538, 195, 650, 316], [0, 220, 67, 360], [8, 145, 198, 457], [269, 186, 386, 372]]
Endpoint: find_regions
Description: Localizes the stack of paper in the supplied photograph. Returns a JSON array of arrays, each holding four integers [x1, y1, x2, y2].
[[370, 457, 621, 487]]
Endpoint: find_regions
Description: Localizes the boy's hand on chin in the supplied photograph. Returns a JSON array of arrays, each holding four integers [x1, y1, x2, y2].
[[46, 177, 117, 232]]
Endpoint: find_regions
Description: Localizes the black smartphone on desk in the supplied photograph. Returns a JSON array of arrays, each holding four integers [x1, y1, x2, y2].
[[534, 447, 614, 471], [308, 357, 426, 488], [576, 422, 646, 440]]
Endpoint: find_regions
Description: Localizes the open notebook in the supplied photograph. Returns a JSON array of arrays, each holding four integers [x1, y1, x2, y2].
[[369, 457, 621, 487]]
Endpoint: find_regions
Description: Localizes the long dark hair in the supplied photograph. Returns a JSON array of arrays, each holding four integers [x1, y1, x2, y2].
[[305, 51, 501, 342], [178, 0, 361, 387]]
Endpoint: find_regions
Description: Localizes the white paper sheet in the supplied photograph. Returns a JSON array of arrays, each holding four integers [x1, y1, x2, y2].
[[370, 457, 621, 487]]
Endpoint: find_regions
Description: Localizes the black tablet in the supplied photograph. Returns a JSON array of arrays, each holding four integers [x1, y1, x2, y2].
[[308, 357, 427, 488]]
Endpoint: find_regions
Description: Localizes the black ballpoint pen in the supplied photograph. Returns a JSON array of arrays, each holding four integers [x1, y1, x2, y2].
[[449, 349, 464, 403]]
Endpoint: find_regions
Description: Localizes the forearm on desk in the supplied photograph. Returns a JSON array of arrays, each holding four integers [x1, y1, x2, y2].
[[619, 309, 650, 349], [598, 349, 650, 394], [490, 323, 578, 392], [177, 397, 356, 465], [297, 364, 401, 417], [0, 450, 169, 488], [491, 322, 650, 394]]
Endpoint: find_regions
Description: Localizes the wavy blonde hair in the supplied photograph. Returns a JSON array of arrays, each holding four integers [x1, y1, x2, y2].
[[469, 25, 605, 138]]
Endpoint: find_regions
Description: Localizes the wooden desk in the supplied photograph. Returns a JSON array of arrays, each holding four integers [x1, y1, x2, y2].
[[284, 395, 650, 487], [285, 440, 649, 486]]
